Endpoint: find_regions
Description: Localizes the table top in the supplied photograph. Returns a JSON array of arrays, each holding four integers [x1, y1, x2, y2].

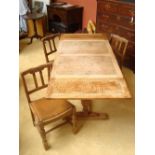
[[60, 33, 108, 40], [46, 33, 131, 99], [23, 13, 44, 20]]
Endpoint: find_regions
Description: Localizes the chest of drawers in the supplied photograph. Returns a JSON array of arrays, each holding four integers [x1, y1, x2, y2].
[[96, 0, 135, 71]]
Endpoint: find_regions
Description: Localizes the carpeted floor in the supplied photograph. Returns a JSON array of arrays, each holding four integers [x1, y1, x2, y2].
[[19, 38, 135, 155]]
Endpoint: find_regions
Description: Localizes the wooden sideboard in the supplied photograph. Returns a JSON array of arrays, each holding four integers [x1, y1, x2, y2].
[[96, 0, 135, 71], [47, 4, 83, 33]]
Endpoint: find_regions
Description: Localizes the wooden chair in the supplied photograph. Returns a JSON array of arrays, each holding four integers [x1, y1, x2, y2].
[[110, 34, 128, 69], [21, 62, 77, 150], [42, 33, 60, 62], [76, 20, 96, 34], [86, 20, 96, 34]]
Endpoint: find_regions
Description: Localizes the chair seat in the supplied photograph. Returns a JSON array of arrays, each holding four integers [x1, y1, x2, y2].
[[30, 98, 73, 122]]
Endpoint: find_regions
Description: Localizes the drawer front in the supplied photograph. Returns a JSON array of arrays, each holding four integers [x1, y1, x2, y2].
[[97, 21, 134, 42], [97, 22, 121, 37], [98, 1, 118, 14], [118, 3, 134, 17], [97, 1, 134, 17], [127, 42, 135, 56], [97, 13, 134, 30], [97, 21, 115, 34], [118, 27, 135, 42]]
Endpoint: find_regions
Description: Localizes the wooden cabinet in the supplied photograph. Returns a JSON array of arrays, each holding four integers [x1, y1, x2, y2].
[[96, 0, 135, 71], [47, 5, 83, 33]]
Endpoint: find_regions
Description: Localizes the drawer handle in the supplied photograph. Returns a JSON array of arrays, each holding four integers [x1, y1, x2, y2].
[[129, 10, 135, 24], [102, 15, 109, 18], [117, 16, 121, 21], [130, 17, 134, 24], [105, 4, 110, 9]]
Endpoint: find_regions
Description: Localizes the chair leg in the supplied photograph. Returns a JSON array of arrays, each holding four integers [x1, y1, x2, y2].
[[28, 37, 33, 44], [30, 110, 35, 126], [120, 57, 124, 70], [52, 39, 57, 51], [37, 124, 49, 150], [72, 107, 77, 134]]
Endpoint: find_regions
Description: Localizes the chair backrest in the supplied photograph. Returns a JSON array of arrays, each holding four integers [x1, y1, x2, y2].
[[86, 20, 96, 34], [110, 34, 128, 68], [21, 62, 53, 103], [42, 34, 60, 62]]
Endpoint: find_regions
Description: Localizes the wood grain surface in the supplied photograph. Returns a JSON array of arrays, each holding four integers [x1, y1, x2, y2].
[[46, 33, 131, 99]]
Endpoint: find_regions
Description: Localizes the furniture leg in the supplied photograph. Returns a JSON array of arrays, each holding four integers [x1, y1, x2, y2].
[[77, 100, 109, 120], [82, 100, 92, 115], [52, 39, 57, 51], [33, 19, 37, 37], [28, 37, 33, 44], [37, 124, 49, 150], [72, 107, 77, 134], [30, 110, 35, 126]]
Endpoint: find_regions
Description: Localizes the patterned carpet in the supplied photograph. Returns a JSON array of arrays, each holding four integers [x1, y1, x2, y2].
[[19, 38, 135, 155]]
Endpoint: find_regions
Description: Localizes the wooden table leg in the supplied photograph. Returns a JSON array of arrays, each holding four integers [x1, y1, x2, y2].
[[77, 100, 109, 120], [27, 19, 41, 44], [28, 37, 33, 44]]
